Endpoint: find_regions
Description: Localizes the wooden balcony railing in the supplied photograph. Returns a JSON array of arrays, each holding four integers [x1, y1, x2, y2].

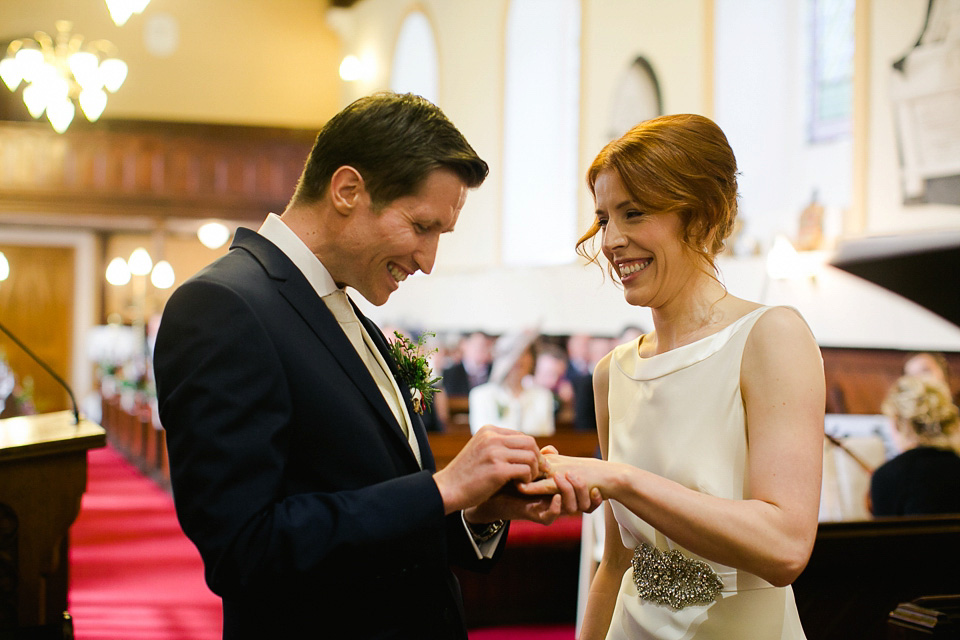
[[0, 119, 317, 222]]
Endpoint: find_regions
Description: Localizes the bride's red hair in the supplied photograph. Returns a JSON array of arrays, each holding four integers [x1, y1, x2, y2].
[[577, 114, 739, 278]]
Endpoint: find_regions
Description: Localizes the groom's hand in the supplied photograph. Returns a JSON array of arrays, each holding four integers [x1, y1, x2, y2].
[[433, 425, 545, 515], [464, 470, 602, 525]]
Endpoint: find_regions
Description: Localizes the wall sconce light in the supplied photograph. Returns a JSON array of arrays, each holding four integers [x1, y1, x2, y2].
[[766, 235, 802, 281], [339, 54, 375, 82], [767, 235, 827, 281], [197, 221, 230, 249], [760, 234, 827, 302], [105, 247, 175, 289], [150, 260, 175, 289], [127, 247, 152, 276], [0, 251, 9, 282], [105, 256, 131, 286]]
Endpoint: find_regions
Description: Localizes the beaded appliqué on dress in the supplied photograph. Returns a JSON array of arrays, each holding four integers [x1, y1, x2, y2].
[[632, 541, 723, 609]]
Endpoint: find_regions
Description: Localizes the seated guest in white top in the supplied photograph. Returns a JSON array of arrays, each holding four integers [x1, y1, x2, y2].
[[469, 330, 556, 436]]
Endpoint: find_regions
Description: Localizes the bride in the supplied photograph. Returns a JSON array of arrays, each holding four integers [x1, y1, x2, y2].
[[526, 114, 825, 639]]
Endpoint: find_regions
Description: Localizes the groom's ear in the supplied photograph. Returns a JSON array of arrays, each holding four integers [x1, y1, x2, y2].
[[329, 166, 366, 216]]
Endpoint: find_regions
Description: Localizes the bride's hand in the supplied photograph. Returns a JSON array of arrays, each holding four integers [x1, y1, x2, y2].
[[519, 450, 608, 501]]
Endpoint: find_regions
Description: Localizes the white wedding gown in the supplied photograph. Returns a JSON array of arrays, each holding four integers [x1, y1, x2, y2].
[[604, 306, 808, 640]]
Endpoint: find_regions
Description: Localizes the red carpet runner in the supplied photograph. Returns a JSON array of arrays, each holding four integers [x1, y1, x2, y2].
[[69, 445, 574, 640], [69, 445, 222, 640]]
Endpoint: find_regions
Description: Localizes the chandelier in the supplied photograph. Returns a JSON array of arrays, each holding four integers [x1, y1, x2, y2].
[[0, 21, 128, 133]]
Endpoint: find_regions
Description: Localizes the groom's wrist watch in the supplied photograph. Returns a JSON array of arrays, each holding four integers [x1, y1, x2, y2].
[[467, 519, 505, 543]]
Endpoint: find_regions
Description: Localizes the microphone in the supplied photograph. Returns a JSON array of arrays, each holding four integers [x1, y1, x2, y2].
[[0, 318, 80, 425]]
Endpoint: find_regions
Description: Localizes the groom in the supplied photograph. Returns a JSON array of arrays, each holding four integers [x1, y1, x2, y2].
[[153, 92, 597, 639]]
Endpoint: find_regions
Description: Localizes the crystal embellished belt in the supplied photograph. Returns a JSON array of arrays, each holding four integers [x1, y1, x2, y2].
[[631, 541, 723, 609]]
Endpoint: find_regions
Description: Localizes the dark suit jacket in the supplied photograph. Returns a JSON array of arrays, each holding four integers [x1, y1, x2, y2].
[[440, 362, 490, 397], [153, 229, 502, 639]]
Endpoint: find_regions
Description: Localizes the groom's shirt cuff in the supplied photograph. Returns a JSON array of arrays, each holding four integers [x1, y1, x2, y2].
[[462, 512, 505, 559]]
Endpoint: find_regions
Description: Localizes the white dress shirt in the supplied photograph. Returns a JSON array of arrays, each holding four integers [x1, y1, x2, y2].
[[257, 213, 420, 466]]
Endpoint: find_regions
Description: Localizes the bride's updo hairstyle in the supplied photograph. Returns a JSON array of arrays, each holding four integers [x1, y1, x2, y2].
[[577, 114, 739, 278]]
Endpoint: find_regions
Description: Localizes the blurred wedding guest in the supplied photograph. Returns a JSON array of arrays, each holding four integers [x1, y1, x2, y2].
[[870, 375, 960, 516], [534, 341, 575, 420], [904, 351, 958, 395], [571, 335, 621, 432], [442, 331, 493, 396], [469, 330, 555, 436], [566, 333, 593, 379], [617, 324, 645, 346], [421, 332, 450, 432], [522, 114, 824, 639], [0, 355, 14, 413], [904, 351, 950, 383]]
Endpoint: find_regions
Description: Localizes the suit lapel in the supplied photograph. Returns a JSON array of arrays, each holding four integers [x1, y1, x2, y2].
[[232, 229, 424, 468], [360, 313, 436, 472]]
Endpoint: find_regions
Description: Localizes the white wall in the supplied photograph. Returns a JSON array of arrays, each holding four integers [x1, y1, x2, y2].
[[331, 0, 710, 270], [865, 0, 960, 233], [578, 0, 709, 232], [339, 0, 960, 350], [331, 0, 510, 270], [714, 0, 853, 252]]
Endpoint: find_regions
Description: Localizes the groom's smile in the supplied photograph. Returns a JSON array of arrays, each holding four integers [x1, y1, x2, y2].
[[388, 262, 410, 283], [341, 168, 467, 306]]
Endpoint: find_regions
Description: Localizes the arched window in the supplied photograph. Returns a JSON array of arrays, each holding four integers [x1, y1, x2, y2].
[[390, 10, 438, 103], [608, 56, 663, 140], [502, 0, 581, 266]]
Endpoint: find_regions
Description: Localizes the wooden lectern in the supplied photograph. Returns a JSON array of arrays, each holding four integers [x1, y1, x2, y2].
[[0, 411, 105, 631]]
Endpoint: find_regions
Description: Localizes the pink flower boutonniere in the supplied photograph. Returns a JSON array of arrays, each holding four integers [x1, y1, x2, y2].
[[388, 331, 442, 415]]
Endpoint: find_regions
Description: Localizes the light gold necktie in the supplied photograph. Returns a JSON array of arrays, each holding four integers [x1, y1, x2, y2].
[[323, 290, 421, 465]]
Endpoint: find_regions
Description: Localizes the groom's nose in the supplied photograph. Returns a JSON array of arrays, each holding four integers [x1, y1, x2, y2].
[[414, 236, 439, 275]]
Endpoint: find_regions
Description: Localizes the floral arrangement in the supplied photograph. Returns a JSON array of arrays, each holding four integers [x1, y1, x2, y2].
[[388, 331, 442, 415]]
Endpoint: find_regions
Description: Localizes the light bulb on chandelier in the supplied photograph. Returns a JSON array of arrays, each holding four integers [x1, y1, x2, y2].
[[0, 21, 127, 133], [105, 0, 152, 27]]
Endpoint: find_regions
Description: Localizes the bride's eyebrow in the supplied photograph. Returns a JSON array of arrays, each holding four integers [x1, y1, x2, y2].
[[596, 199, 634, 216]]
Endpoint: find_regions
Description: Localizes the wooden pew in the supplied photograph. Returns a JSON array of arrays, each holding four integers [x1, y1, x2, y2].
[[794, 516, 960, 640]]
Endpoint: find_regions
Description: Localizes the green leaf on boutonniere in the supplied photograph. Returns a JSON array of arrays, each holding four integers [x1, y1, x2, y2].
[[388, 331, 442, 414]]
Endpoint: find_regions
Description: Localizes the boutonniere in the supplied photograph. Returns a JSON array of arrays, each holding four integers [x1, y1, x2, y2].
[[388, 331, 442, 414]]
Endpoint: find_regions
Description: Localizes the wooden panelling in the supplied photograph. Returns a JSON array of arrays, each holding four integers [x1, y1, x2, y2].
[[821, 347, 960, 414], [0, 120, 316, 223], [0, 244, 74, 414]]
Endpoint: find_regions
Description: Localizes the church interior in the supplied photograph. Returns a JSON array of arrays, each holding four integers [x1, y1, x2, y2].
[[2, 0, 960, 638]]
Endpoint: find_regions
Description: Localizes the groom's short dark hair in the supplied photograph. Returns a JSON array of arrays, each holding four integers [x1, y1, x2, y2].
[[290, 92, 489, 210]]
